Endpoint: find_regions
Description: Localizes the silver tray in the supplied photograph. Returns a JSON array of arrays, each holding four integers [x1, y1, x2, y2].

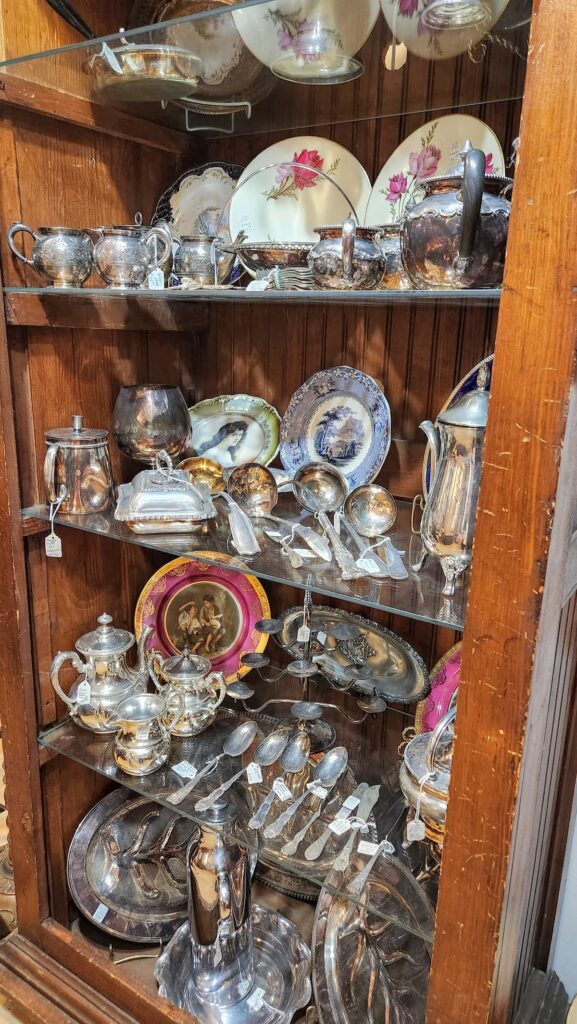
[[274, 606, 430, 705], [313, 852, 434, 1024], [156, 904, 311, 1023], [67, 788, 196, 943]]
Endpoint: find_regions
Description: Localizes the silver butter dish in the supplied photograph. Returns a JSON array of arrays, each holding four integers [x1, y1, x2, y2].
[[115, 451, 216, 534]]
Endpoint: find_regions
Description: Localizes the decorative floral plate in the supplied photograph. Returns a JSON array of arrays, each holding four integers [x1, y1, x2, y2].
[[152, 161, 244, 237], [364, 114, 505, 227], [134, 555, 270, 680], [280, 366, 390, 489], [379, 0, 510, 61], [229, 136, 372, 243], [187, 393, 281, 468], [422, 353, 494, 496], [232, 0, 380, 82], [415, 642, 461, 734]]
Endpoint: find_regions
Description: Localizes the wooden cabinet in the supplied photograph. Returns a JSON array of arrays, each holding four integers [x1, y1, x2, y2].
[[0, 2, 576, 1022]]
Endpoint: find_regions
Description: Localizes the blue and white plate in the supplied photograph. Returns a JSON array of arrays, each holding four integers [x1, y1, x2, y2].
[[152, 161, 244, 236], [280, 366, 391, 490]]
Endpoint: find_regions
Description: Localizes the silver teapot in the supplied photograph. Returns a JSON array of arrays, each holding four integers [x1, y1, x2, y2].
[[307, 218, 386, 290], [92, 213, 171, 288], [49, 613, 152, 733], [44, 414, 114, 514], [399, 706, 455, 847], [148, 645, 226, 736], [110, 691, 182, 776], [7, 223, 94, 288], [173, 235, 235, 287], [402, 142, 512, 289], [415, 364, 490, 595]]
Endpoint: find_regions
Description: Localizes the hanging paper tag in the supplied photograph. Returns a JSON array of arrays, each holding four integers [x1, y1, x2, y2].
[[76, 680, 91, 704], [100, 42, 123, 75], [213, 940, 222, 967], [358, 840, 379, 857], [246, 279, 269, 292], [406, 818, 426, 843], [147, 268, 165, 290], [307, 783, 328, 799], [246, 762, 263, 785], [358, 556, 384, 575], [45, 532, 62, 558], [273, 778, 292, 802], [247, 987, 266, 1012], [172, 761, 197, 780], [329, 817, 351, 836], [342, 794, 360, 811], [93, 903, 108, 924], [297, 624, 311, 643], [382, 839, 395, 854], [316, 630, 327, 646]]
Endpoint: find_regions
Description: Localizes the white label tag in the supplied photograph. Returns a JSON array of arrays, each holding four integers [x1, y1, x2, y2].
[[316, 630, 327, 646], [297, 625, 311, 643], [172, 761, 198, 780], [246, 279, 269, 291], [247, 987, 266, 1011], [76, 681, 91, 704], [246, 762, 263, 785], [406, 819, 426, 843], [45, 533, 62, 558], [213, 940, 222, 967], [357, 840, 379, 856], [382, 839, 395, 854], [238, 979, 252, 998], [294, 548, 316, 559], [147, 268, 165, 290], [93, 903, 108, 924], [273, 778, 292, 802], [358, 556, 384, 575], [308, 783, 328, 799], [329, 817, 351, 836], [343, 794, 360, 811]]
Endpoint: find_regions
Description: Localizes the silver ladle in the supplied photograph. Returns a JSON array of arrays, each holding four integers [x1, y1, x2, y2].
[[195, 724, 291, 813], [293, 463, 362, 580], [264, 745, 349, 840], [166, 719, 257, 806], [248, 730, 311, 830], [344, 484, 407, 580]]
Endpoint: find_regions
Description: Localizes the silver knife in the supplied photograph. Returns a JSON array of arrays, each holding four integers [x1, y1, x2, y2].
[[333, 784, 381, 874], [304, 782, 369, 862]]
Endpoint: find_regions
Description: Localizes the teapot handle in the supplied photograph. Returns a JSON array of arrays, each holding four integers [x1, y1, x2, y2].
[[147, 648, 165, 692], [50, 650, 86, 712], [455, 148, 485, 273], [341, 217, 356, 283], [7, 222, 38, 266]]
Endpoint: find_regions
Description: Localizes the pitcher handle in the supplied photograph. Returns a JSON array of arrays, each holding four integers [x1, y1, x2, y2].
[[50, 651, 86, 711], [145, 225, 171, 270], [7, 223, 38, 266], [43, 443, 62, 503], [164, 692, 185, 731], [455, 148, 485, 273], [341, 217, 356, 283]]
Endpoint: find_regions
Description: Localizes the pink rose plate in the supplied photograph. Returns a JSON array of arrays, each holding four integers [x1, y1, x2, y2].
[[415, 642, 461, 734]]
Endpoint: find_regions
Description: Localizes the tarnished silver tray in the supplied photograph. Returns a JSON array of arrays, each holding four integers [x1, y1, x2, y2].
[[313, 851, 434, 1024], [274, 606, 430, 705]]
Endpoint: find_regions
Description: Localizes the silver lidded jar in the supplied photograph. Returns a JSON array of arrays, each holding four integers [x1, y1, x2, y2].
[[7, 223, 94, 288], [43, 414, 114, 514]]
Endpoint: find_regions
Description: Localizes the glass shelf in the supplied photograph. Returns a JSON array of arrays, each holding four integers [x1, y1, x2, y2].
[[0, 0, 532, 140], [39, 709, 435, 943], [22, 496, 466, 630]]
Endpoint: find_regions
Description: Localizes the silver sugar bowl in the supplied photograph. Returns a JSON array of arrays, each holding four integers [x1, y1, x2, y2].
[[7, 223, 94, 288], [308, 218, 386, 290], [92, 214, 172, 289], [148, 645, 226, 736], [173, 235, 235, 287]]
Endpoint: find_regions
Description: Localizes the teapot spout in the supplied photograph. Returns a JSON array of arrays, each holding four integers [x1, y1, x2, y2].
[[419, 420, 441, 481]]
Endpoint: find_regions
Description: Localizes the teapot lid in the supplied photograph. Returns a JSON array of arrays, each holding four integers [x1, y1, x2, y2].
[[75, 613, 135, 657], [158, 645, 211, 683], [46, 415, 108, 446], [438, 364, 490, 428], [426, 140, 512, 190]]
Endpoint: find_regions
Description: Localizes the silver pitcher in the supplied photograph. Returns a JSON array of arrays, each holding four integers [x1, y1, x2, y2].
[[44, 414, 114, 514], [7, 223, 94, 287], [92, 214, 171, 288], [49, 613, 152, 733], [173, 235, 235, 287], [148, 645, 226, 736], [307, 218, 386, 290], [415, 364, 490, 595], [110, 691, 182, 776]]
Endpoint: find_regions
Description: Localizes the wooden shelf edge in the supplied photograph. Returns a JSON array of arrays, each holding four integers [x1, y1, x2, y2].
[[4, 291, 210, 331], [0, 73, 189, 154]]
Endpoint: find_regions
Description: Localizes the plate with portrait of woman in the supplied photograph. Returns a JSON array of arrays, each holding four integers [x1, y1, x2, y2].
[[187, 393, 281, 469]]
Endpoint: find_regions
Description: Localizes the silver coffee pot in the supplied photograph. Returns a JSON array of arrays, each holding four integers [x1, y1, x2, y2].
[[49, 613, 152, 733], [148, 645, 226, 736], [415, 364, 490, 595], [43, 414, 114, 514]]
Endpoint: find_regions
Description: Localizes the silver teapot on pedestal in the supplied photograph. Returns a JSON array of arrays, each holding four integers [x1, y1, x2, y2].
[[148, 645, 226, 736], [414, 364, 490, 596], [49, 613, 152, 733]]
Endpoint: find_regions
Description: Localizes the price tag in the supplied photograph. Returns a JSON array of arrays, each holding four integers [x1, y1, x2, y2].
[[406, 818, 426, 843], [246, 762, 263, 785], [316, 630, 327, 646], [93, 903, 108, 924], [358, 556, 385, 575], [45, 533, 62, 558], [342, 794, 360, 811], [238, 979, 252, 998], [297, 624, 311, 643], [382, 839, 395, 854], [76, 681, 91, 705], [358, 840, 379, 856], [273, 778, 292, 802], [295, 548, 316, 559], [247, 987, 266, 1011], [147, 268, 165, 290], [308, 783, 328, 799], [213, 940, 222, 967], [172, 761, 198, 780], [329, 817, 351, 836], [246, 279, 269, 291]]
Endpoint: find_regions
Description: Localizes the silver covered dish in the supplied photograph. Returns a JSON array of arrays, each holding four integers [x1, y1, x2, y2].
[[115, 450, 216, 533]]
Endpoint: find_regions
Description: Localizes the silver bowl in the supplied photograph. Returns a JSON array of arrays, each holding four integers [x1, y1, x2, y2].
[[221, 241, 313, 278]]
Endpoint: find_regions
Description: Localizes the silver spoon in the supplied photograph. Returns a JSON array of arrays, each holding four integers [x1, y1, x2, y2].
[[195, 724, 290, 813], [264, 745, 349, 840], [344, 484, 407, 579], [293, 464, 362, 581], [248, 731, 311, 830], [166, 719, 257, 806]]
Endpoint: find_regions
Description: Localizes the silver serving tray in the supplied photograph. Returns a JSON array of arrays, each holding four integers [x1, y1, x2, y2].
[[274, 606, 430, 705]]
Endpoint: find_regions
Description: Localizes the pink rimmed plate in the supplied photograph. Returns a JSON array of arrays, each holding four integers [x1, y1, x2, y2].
[[415, 642, 461, 734]]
